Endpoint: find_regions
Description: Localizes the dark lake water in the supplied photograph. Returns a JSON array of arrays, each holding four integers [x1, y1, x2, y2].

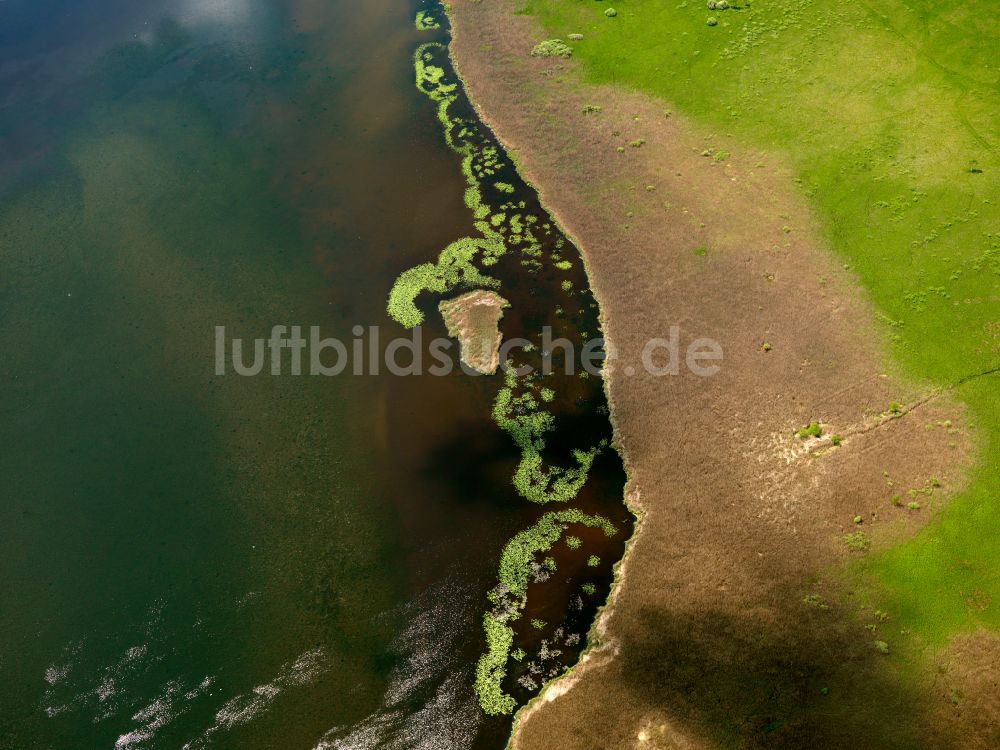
[[0, 1, 631, 748]]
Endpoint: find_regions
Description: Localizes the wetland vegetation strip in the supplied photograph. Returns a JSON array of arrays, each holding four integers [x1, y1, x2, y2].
[[399, 3, 634, 722]]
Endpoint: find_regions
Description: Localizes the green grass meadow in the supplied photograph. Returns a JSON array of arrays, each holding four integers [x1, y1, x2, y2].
[[525, 0, 999, 649]]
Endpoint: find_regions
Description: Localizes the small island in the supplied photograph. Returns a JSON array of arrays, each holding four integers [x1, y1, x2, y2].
[[439, 289, 509, 375]]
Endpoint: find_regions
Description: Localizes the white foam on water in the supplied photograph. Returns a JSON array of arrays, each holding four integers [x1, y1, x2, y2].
[[183, 646, 326, 749], [313, 577, 482, 750], [114, 675, 215, 750]]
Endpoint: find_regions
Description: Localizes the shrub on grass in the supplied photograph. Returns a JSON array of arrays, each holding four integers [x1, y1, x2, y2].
[[604, 8, 617, 17], [531, 39, 573, 58], [707, 16, 718, 26], [843, 531, 871, 553]]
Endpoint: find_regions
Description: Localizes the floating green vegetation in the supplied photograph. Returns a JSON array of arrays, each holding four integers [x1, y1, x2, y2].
[[476, 509, 617, 714], [388, 238, 501, 327], [581, 582, 597, 595], [477, 612, 516, 715], [565, 535, 582, 549], [531, 39, 573, 58], [493, 367, 602, 504], [587, 554, 601, 567], [397, 36, 624, 720], [414, 10, 440, 30]]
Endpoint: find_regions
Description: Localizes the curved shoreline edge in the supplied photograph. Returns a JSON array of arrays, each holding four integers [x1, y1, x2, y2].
[[436, 10, 649, 745], [429, 11, 649, 742]]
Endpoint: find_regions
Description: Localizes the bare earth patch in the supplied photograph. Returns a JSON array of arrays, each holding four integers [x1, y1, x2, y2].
[[439, 289, 509, 375], [930, 631, 1000, 749], [444, 1, 985, 748]]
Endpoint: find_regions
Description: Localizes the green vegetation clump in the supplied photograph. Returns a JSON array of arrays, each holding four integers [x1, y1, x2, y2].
[[830, 434, 842, 446], [797, 421, 822, 440], [587, 555, 601, 567], [476, 613, 516, 715], [604, 8, 617, 18], [388, 237, 501, 327], [802, 593, 829, 609], [874, 640, 890, 655], [531, 618, 546, 629], [497, 510, 616, 597], [706, 17, 718, 27], [414, 10, 440, 30], [494, 181, 515, 193], [581, 104, 602, 114], [493, 368, 602, 503], [476, 510, 616, 713], [389, 44, 512, 327], [531, 39, 573, 58], [581, 583, 597, 595], [843, 531, 871, 553], [566, 535, 582, 549]]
